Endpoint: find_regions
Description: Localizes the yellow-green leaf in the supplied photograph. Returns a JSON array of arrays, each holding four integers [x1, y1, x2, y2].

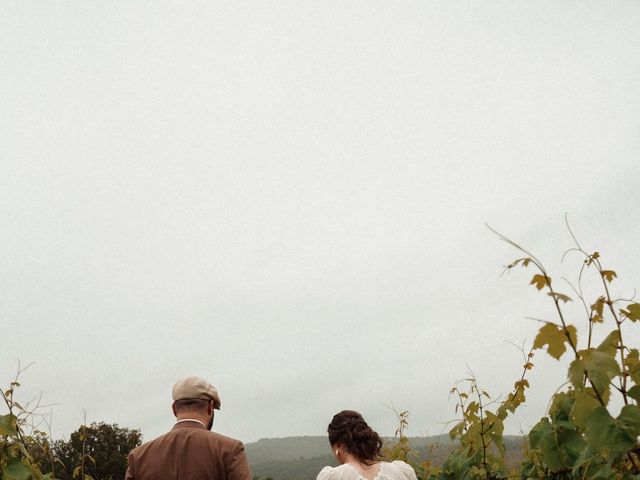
[[601, 270, 617, 283], [548, 292, 572, 303], [591, 296, 606, 323], [533, 323, 577, 360], [570, 390, 600, 428], [449, 421, 464, 440], [465, 401, 479, 417], [530, 274, 551, 291], [0, 413, 18, 437], [621, 303, 640, 322], [597, 330, 620, 357]]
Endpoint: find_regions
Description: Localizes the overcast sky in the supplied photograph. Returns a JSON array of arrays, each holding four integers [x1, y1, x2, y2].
[[2, 1, 640, 446]]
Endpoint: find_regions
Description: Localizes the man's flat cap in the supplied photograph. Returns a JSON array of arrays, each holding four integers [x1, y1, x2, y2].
[[172, 376, 221, 409]]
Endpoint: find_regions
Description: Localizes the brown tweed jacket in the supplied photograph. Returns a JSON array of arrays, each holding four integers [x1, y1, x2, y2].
[[125, 420, 252, 480]]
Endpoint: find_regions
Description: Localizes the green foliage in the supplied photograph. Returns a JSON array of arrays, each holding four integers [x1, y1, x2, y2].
[[386, 225, 640, 480], [2, 367, 141, 480], [49, 423, 141, 480], [493, 225, 640, 479], [432, 361, 532, 480], [1, 368, 53, 480]]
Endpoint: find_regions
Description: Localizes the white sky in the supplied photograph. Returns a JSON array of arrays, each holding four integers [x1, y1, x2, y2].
[[2, 1, 640, 445]]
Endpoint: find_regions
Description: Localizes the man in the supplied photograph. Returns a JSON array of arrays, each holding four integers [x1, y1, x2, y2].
[[125, 376, 252, 480]]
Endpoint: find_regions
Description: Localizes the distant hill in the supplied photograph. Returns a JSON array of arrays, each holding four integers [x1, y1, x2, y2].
[[245, 435, 527, 480], [245, 436, 333, 464]]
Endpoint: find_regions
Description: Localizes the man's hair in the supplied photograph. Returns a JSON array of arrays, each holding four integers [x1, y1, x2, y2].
[[174, 398, 211, 414]]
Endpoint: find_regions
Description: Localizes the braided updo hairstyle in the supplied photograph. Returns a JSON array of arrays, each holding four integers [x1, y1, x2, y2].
[[327, 410, 383, 464]]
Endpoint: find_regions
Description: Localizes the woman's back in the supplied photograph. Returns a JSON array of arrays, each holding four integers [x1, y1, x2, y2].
[[316, 460, 417, 480]]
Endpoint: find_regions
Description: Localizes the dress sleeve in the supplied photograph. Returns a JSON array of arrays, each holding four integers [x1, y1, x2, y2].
[[391, 461, 418, 480], [316, 466, 335, 480]]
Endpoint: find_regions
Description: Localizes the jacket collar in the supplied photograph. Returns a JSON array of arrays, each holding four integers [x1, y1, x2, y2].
[[172, 419, 206, 430]]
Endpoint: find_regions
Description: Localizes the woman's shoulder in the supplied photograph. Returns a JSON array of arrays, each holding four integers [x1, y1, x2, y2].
[[316, 464, 357, 480], [379, 461, 418, 480]]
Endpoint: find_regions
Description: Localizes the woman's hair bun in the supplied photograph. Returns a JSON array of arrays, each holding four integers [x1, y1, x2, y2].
[[327, 410, 382, 463]]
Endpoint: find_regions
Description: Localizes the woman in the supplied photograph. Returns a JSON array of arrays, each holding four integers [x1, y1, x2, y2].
[[316, 410, 418, 480]]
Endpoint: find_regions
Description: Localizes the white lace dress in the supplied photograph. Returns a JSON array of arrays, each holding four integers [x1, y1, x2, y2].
[[316, 461, 417, 480]]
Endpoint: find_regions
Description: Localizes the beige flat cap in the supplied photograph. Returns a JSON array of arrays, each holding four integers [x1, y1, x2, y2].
[[172, 376, 221, 409]]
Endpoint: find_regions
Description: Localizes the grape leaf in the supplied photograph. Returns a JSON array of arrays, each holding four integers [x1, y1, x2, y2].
[[621, 303, 640, 322], [533, 323, 576, 360], [601, 270, 617, 283], [597, 330, 620, 357], [548, 292, 572, 303], [627, 385, 640, 403], [0, 413, 18, 437], [530, 274, 551, 291], [570, 390, 599, 428], [591, 296, 606, 323], [569, 349, 619, 396], [585, 405, 640, 461], [2, 458, 35, 480]]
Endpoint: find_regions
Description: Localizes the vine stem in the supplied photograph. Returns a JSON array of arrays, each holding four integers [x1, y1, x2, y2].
[[488, 225, 612, 407], [472, 380, 488, 469], [594, 256, 629, 405]]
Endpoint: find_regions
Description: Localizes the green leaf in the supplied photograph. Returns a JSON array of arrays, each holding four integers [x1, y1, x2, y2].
[[627, 385, 640, 403], [621, 303, 640, 322], [626, 349, 640, 385], [569, 349, 619, 398], [529, 418, 563, 470], [2, 458, 35, 480], [585, 406, 640, 461], [529, 416, 584, 473], [601, 270, 617, 283], [530, 274, 551, 291], [617, 404, 640, 435], [0, 413, 18, 437], [570, 390, 600, 428], [533, 323, 577, 360]]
